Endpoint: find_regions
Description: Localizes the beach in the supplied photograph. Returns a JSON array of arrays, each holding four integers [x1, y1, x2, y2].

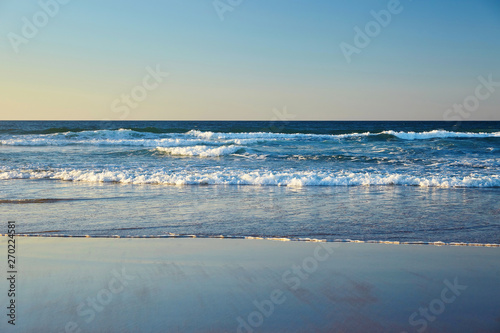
[[1, 121, 499, 332], [1, 236, 499, 332], [3, 0, 500, 330]]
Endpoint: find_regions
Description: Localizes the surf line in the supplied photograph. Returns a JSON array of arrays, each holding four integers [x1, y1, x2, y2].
[[2, 233, 499, 247]]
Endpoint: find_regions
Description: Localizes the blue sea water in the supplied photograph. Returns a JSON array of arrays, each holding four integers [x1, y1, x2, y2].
[[0, 121, 499, 243]]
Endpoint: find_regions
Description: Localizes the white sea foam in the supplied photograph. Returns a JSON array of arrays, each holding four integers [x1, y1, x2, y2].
[[155, 145, 242, 157], [1, 169, 498, 187], [232, 153, 268, 160], [0, 136, 254, 148], [382, 130, 500, 140], [188, 129, 500, 141], [3, 233, 498, 246], [1, 129, 499, 146], [0, 129, 264, 147], [186, 129, 371, 141], [0, 137, 212, 147]]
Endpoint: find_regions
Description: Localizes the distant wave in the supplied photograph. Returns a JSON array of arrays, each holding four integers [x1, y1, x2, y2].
[[189, 129, 500, 141], [0, 129, 258, 147], [185, 129, 372, 140], [1, 169, 499, 187], [381, 130, 500, 140], [1, 128, 499, 147]]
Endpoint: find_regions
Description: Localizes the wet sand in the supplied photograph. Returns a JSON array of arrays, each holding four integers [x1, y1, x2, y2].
[[1, 237, 499, 332]]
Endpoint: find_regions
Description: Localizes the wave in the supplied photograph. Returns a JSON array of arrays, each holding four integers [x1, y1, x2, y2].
[[188, 129, 500, 141], [382, 130, 500, 140], [1, 169, 499, 187], [155, 145, 243, 157], [2, 233, 498, 246], [186, 129, 373, 141], [1, 128, 499, 147], [0, 129, 257, 147]]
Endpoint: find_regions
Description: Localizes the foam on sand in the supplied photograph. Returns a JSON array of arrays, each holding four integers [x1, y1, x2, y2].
[[6, 233, 498, 246]]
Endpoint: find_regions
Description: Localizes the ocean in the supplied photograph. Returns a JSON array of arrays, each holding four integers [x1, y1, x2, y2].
[[1, 121, 499, 244]]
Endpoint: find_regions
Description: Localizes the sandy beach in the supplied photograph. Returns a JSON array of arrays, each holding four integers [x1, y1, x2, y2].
[[1, 236, 499, 332], [3, 0, 500, 331]]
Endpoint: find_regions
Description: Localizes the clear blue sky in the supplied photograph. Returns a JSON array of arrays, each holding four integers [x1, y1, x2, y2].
[[1, 0, 499, 120]]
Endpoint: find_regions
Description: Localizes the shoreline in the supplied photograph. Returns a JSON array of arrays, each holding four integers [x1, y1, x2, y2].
[[3, 233, 499, 247]]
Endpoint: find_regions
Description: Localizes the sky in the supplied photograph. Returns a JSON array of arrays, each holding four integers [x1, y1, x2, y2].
[[1, 0, 499, 121]]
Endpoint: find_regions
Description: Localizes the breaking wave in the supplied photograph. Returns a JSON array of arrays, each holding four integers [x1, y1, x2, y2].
[[381, 130, 500, 140], [155, 145, 243, 157], [1, 169, 499, 187], [1, 129, 499, 147]]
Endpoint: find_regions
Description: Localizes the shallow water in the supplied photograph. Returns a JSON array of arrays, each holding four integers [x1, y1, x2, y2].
[[1, 121, 499, 243], [1, 179, 498, 243]]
